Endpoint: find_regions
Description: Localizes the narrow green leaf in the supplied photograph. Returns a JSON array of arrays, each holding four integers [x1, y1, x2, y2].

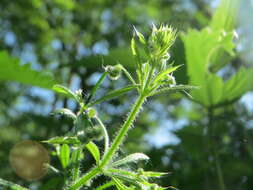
[[111, 153, 149, 167], [86, 72, 108, 104], [60, 144, 70, 169], [88, 85, 139, 106], [45, 164, 61, 174], [105, 169, 141, 188], [42, 136, 81, 145], [133, 26, 146, 44], [71, 148, 82, 164], [112, 177, 128, 190], [86, 141, 100, 165], [52, 84, 78, 101], [53, 108, 77, 120], [149, 85, 199, 97], [131, 37, 138, 57], [141, 171, 168, 178], [95, 181, 115, 190], [153, 65, 182, 84]]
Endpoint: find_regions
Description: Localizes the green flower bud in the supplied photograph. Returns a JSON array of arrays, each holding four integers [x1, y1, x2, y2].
[[148, 24, 177, 58], [87, 107, 97, 118], [105, 64, 122, 80], [168, 75, 176, 86], [75, 89, 83, 102]]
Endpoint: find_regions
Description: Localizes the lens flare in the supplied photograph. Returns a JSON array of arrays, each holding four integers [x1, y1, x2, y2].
[[9, 140, 50, 181]]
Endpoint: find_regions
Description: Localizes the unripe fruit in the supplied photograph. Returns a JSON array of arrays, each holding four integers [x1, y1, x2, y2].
[[105, 64, 122, 80]]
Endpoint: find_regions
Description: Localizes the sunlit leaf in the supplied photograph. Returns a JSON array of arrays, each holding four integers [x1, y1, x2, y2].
[[111, 153, 149, 167], [86, 141, 100, 165], [53, 108, 77, 120], [210, 0, 239, 31], [60, 144, 70, 169], [153, 65, 182, 84], [141, 171, 168, 178], [0, 51, 56, 89], [52, 84, 78, 101], [88, 85, 139, 106], [42, 136, 81, 145]]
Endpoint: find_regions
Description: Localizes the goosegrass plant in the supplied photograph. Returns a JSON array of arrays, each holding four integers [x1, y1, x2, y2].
[[0, 25, 196, 190]]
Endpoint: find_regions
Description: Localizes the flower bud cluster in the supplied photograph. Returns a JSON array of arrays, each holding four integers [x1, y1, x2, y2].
[[148, 24, 176, 58]]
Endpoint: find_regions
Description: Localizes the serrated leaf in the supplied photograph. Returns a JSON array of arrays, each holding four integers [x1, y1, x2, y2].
[[88, 85, 138, 106], [42, 136, 81, 145], [60, 144, 70, 169], [211, 0, 239, 31], [111, 153, 149, 167], [53, 108, 77, 120], [52, 84, 78, 101], [182, 26, 236, 106], [86, 141, 100, 165], [222, 67, 253, 101], [0, 51, 56, 89]]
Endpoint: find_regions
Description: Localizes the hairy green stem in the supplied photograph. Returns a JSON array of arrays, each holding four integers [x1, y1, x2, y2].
[[100, 94, 146, 167], [208, 108, 226, 190], [69, 94, 146, 190]]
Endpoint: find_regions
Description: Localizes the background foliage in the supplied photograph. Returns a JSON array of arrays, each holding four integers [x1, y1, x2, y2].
[[0, 0, 253, 189]]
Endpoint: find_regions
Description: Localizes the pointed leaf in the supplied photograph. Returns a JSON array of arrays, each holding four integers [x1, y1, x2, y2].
[[88, 85, 138, 106], [111, 153, 149, 167], [86, 141, 100, 165], [141, 171, 168, 178], [150, 85, 199, 97], [133, 26, 146, 44], [53, 108, 77, 120], [153, 65, 182, 84], [95, 181, 115, 190], [52, 84, 78, 101], [42, 136, 81, 145], [112, 177, 129, 190]]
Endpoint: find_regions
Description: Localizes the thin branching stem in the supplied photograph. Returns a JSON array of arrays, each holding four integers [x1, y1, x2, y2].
[[95, 116, 109, 155], [207, 108, 226, 190], [69, 94, 146, 190]]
